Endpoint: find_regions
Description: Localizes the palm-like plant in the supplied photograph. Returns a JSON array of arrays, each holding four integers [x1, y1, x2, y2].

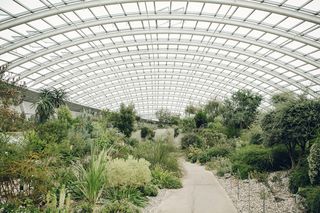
[[73, 148, 108, 211], [34, 88, 67, 123]]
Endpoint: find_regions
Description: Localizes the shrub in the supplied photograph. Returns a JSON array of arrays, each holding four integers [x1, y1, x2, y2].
[[298, 186, 320, 213], [36, 118, 70, 144], [199, 129, 227, 147], [139, 184, 158, 197], [151, 166, 182, 189], [186, 147, 203, 163], [125, 138, 139, 147], [133, 139, 180, 174], [140, 126, 154, 139], [106, 187, 148, 207], [103, 199, 140, 213], [198, 145, 231, 164], [181, 133, 204, 149], [308, 141, 320, 185], [174, 127, 179, 138], [231, 145, 273, 179], [289, 163, 311, 193], [72, 148, 108, 209], [270, 145, 291, 170], [206, 157, 232, 177], [107, 156, 151, 188], [24, 130, 46, 152], [194, 110, 208, 128], [180, 117, 196, 133]]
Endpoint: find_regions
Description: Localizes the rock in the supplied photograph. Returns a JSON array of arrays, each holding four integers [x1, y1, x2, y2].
[[224, 173, 231, 179], [274, 196, 286, 202]]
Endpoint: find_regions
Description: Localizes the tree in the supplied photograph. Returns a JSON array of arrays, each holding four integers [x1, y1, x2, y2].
[[113, 103, 136, 137], [155, 108, 180, 127], [194, 110, 208, 128], [204, 100, 223, 122], [35, 88, 67, 123], [185, 104, 198, 116], [262, 96, 320, 168], [222, 90, 262, 137], [308, 139, 320, 185], [0, 64, 26, 132]]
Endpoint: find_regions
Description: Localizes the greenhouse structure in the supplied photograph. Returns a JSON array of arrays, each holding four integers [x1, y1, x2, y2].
[[0, 0, 320, 212]]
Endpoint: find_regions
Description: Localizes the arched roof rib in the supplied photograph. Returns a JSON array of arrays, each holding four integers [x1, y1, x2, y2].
[[0, 0, 319, 119]]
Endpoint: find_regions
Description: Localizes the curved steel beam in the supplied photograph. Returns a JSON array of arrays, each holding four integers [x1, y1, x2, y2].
[[28, 50, 316, 96], [1, 0, 319, 31], [2, 13, 320, 56], [74, 78, 246, 105], [18, 40, 315, 88], [9, 28, 319, 73], [56, 65, 279, 96]]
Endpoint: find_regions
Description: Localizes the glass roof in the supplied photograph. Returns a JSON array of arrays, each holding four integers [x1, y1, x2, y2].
[[0, 0, 319, 120]]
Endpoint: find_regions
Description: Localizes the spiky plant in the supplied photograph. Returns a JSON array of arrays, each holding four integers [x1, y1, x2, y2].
[[73, 148, 108, 211]]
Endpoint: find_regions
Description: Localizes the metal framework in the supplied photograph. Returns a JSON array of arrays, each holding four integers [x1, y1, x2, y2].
[[0, 0, 319, 120]]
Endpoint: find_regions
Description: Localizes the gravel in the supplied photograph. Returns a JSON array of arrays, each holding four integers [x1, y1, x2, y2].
[[216, 171, 305, 213]]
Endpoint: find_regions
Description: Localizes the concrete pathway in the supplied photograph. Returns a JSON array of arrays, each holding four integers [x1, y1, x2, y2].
[[153, 161, 237, 213]]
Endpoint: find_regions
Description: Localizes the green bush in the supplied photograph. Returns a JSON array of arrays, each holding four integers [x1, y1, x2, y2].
[[36, 119, 70, 144], [181, 133, 204, 149], [270, 145, 291, 170], [186, 147, 203, 163], [103, 199, 140, 213], [139, 184, 158, 197], [199, 129, 227, 147], [298, 186, 320, 213], [106, 187, 147, 208], [151, 166, 182, 189], [140, 126, 154, 139], [107, 156, 151, 188], [198, 145, 231, 164], [308, 141, 320, 185], [231, 145, 273, 179], [133, 139, 180, 174], [24, 130, 46, 152], [289, 164, 311, 193], [206, 157, 232, 177]]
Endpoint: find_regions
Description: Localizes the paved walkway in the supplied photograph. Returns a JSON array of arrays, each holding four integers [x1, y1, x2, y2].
[[154, 161, 237, 213]]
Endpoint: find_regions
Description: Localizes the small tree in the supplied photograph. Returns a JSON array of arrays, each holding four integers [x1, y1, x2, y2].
[[222, 90, 262, 137], [35, 88, 67, 123], [308, 139, 320, 185], [155, 108, 180, 127], [204, 100, 223, 122], [262, 96, 320, 168], [194, 110, 208, 128], [114, 103, 136, 137], [0, 64, 26, 132]]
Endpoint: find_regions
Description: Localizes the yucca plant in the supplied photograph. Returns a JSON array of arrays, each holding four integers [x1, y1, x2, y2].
[[45, 185, 72, 213], [73, 147, 108, 211]]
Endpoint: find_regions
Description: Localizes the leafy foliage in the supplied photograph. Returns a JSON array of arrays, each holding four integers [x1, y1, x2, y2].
[[133, 139, 180, 174], [298, 186, 320, 213], [155, 108, 180, 127], [222, 90, 262, 137], [106, 156, 151, 188], [112, 103, 136, 137], [289, 160, 310, 193], [231, 145, 273, 179], [0, 64, 26, 132], [181, 133, 204, 149], [35, 88, 67, 123], [140, 126, 154, 139], [194, 110, 208, 128], [72, 148, 108, 209], [308, 139, 320, 185], [106, 186, 148, 208], [151, 166, 182, 189], [262, 97, 320, 167]]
